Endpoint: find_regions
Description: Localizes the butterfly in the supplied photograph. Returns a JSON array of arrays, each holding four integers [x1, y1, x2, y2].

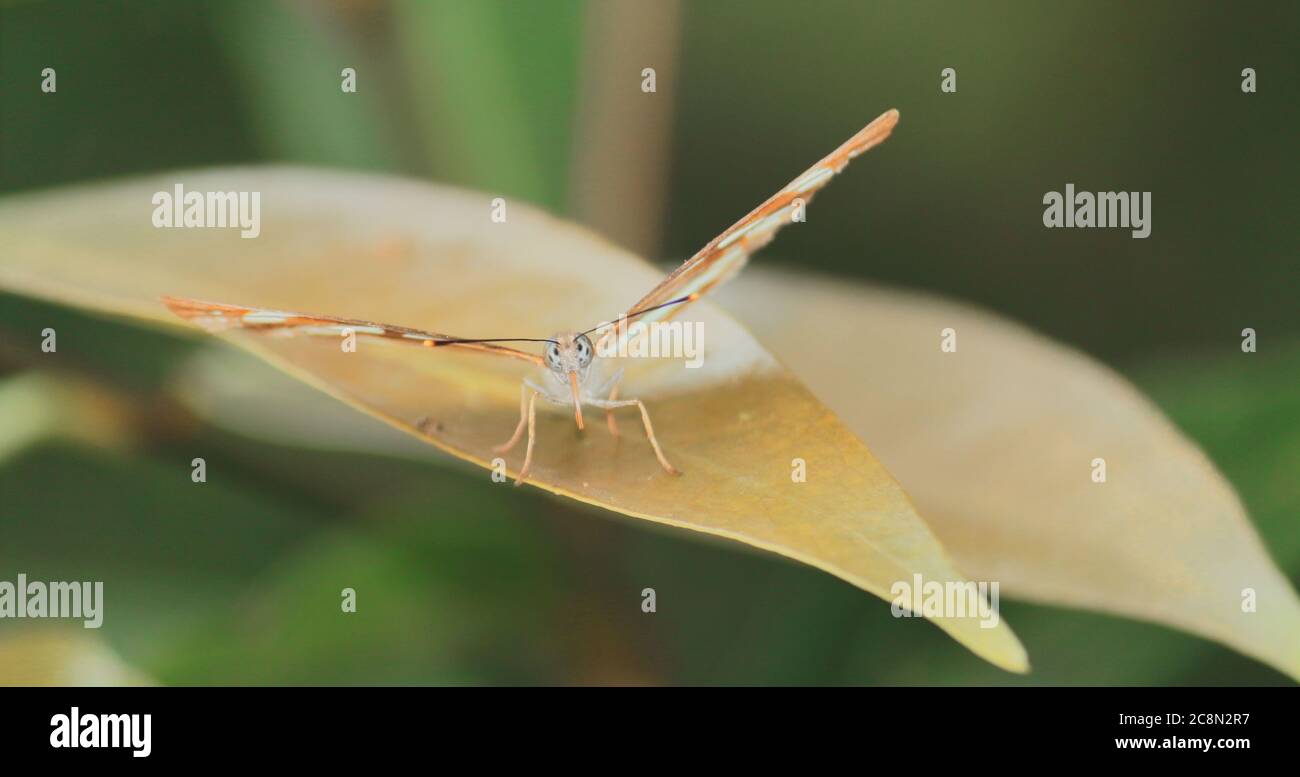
[[163, 108, 899, 485]]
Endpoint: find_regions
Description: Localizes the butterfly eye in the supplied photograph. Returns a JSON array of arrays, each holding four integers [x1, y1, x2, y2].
[[545, 342, 561, 369], [575, 335, 593, 367]]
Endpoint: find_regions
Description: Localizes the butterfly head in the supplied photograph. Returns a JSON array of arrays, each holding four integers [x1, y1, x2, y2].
[[545, 332, 594, 430]]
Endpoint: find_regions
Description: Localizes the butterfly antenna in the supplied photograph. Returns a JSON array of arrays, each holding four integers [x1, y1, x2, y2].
[[581, 294, 699, 336], [427, 337, 558, 346]]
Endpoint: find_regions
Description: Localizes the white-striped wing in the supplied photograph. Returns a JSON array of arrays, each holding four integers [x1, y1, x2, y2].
[[597, 108, 899, 349], [162, 296, 545, 366]]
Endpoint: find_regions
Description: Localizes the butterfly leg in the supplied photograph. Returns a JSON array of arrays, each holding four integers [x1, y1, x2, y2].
[[588, 396, 680, 476], [606, 379, 621, 437], [589, 368, 626, 438], [514, 389, 540, 487], [493, 382, 530, 455]]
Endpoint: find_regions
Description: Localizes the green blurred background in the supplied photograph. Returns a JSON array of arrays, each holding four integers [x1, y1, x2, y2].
[[0, 0, 1296, 684]]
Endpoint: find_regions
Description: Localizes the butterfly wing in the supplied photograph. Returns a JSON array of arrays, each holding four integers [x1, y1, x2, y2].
[[597, 108, 898, 349], [162, 296, 544, 366]]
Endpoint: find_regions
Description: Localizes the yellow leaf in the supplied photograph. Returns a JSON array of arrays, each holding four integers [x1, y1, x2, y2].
[[0, 372, 140, 464], [0, 629, 153, 686], [0, 168, 1027, 672], [718, 268, 1300, 681]]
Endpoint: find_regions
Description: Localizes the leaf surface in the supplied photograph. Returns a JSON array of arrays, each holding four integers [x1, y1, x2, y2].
[[718, 269, 1300, 680], [0, 168, 1026, 671]]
